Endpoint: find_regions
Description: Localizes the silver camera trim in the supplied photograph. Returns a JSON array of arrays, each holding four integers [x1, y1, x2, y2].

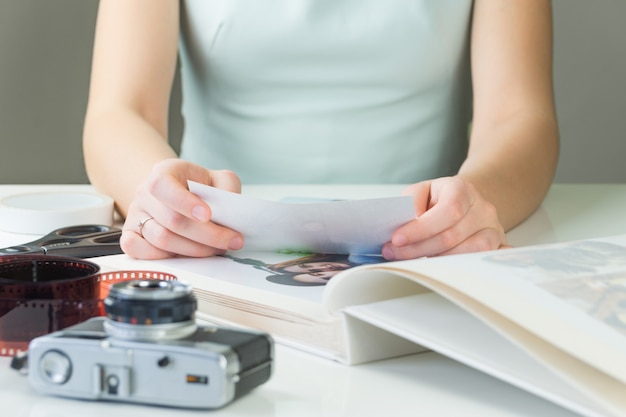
[[103, 319, 198, 342]]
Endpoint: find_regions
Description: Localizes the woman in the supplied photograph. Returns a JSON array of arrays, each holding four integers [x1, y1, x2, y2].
[[83, 0, 559, 260]]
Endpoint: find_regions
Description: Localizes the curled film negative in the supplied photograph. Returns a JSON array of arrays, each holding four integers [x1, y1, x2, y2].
[[0, 254, 176, 357]]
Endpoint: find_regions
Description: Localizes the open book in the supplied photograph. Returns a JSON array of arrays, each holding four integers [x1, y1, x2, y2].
[[98, 234, 626, 417], [92, 178, 624, 417]]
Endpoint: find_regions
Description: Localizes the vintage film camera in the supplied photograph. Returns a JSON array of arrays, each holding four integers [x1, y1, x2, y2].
[[26, 279, 273, 408]]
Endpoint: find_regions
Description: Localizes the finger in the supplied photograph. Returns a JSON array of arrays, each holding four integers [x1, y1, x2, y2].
[[383, 226, 506, 260], [150, 174, 213, 222], [136, 217, 230, 257], [120, 229, 176, 260], [383, 228, 453, 260], [121, 214, 230, 259], [150, 167, 242, 223], [390, 199, 471, 249], [156, 206, 243, 252], [383, 211, 481, 259], [208, 169, 242, 193], [392, 182, 474, 247], [175, 162, 241, 194], [390, 180, 441, 248], [120, 208, 175, 259], [401, 181, 432, 216], [128, 195, 243, 254]]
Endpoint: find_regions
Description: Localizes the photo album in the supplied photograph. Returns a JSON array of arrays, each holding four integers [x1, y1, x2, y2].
[[97, 182, 626, 417]]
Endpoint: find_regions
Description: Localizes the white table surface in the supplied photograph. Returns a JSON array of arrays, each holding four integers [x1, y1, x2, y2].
[[1, 183, 625, 417]]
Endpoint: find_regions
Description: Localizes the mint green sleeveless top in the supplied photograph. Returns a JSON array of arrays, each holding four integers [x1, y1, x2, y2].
[[179, 0, 473, 184]]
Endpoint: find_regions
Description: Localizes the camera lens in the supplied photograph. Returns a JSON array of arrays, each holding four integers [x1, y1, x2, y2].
[[103, 279, 198, 341]]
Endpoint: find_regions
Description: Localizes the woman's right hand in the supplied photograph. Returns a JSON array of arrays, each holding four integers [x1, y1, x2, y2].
[[119, 158, 244, 259]]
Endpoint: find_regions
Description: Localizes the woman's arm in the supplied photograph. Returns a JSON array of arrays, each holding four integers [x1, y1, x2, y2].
[[83, 0, 243, 259], [383, 0, 559, 259], [83, 0, 180, 216], [461, 0, 559, 230]]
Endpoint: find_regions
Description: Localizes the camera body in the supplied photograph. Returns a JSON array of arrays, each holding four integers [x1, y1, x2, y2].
[[27, 280, 273, 409]]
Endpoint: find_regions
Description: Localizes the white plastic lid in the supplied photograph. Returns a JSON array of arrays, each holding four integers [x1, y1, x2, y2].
[[0, 191, 115, 234]]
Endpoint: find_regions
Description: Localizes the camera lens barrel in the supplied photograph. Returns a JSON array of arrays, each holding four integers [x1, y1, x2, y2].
[[104, 280, 197, 325]]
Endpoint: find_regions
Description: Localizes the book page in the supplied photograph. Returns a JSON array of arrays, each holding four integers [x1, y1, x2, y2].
[[481, 238, 626, 340], [440, 236, 626, 381], [327, 234, 626, 416], [344, 293, 605, 417], [97, 250, 387, 322], [332, 236, 626, 381]]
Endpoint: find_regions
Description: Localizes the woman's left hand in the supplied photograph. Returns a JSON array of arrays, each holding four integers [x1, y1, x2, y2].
[[382, 176, 509, 260]]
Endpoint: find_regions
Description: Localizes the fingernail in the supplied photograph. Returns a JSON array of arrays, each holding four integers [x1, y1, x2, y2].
[[228, 236, 243, 251], [382, 246, 395, 261], [192, 205, 209, 222]]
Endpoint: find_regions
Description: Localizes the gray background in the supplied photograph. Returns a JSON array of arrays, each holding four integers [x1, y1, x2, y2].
[[0, 0, 624, 184]]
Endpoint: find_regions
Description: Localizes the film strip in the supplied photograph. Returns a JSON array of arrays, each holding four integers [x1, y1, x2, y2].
[[0, 255, 176, 357]]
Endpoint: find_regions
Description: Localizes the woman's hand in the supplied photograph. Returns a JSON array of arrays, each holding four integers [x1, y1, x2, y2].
[[382, 176, 509, 260], [120, 159, 244, 259]]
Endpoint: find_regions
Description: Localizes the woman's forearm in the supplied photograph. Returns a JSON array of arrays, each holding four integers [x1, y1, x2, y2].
[[458, 113, 559, 231], [83, 108, 178, 217], [464, 0, 559, 231], [83, 0, 179, 217]]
